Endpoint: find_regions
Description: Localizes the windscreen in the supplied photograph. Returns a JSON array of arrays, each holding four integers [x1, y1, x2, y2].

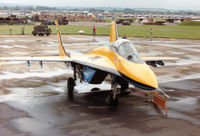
[[118, 42, 143, 64]]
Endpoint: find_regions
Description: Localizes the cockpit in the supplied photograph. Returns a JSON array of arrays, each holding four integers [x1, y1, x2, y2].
[[109, 39, 144, 64]]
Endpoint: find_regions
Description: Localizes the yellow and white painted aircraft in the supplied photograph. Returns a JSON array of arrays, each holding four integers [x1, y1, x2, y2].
[[0, 20, 179, 106]]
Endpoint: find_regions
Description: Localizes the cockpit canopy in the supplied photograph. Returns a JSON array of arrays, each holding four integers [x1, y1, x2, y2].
[[109, 39, 143, 64]]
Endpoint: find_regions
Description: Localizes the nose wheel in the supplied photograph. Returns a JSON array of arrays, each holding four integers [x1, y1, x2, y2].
[[106, 82, 118, 106], [67, 77, 75, 100]]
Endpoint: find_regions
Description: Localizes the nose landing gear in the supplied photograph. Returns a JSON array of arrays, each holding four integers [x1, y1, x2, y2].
[[106, 82, 119, 106]]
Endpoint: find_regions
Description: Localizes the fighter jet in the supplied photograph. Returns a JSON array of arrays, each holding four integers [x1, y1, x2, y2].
[[0, 20, 179, 106]]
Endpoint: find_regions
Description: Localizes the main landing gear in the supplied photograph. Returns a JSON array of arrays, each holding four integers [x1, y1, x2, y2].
[[67, 78, 119, 106], [67, 65, 119, 106], [67, 77, 75, 100], [67, 64, 77, 100]]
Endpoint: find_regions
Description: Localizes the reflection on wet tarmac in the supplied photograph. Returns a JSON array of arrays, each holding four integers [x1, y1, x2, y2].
[[0, 35, 200, 136]]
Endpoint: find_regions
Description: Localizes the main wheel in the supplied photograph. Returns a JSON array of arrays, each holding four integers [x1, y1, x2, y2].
[[67, 77, 75, 100]]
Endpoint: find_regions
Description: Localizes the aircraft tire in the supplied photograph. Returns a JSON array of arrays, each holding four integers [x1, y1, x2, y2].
[[106, 92, 118, 106], [67, 77, 75, 100]]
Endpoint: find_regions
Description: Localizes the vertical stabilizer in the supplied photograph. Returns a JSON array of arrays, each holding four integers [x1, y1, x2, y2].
[[56, 21, 67, 57], [109, 20, 118, 42]]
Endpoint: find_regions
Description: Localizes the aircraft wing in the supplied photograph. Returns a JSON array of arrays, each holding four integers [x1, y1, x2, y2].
[[0, 20, 120, 77], [0, 54, 120, 76], [74, 54, 120, 76], [141, 56, 180, 61], [0, 56, 70, 62], [141, 56, 180, 67]]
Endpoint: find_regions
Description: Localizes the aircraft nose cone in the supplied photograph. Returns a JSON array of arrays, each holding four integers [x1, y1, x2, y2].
[[137, 66, 158, 89], [140, 66, 158, 89], [121, 62, 158, 89]]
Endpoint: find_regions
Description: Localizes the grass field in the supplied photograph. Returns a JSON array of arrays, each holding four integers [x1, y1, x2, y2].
[[180, 21, 200, 26], [0, 24, 200, 39]]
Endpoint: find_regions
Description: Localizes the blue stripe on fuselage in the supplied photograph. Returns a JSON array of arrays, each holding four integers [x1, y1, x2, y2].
[[119, 73, 155, 90]]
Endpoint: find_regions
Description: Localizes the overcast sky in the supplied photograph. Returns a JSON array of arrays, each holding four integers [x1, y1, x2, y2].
[[0, 0, 199, 10]]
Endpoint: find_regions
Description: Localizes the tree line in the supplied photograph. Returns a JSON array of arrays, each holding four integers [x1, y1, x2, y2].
[[0, 6, 199, 16], [0, 6, 57, 10]]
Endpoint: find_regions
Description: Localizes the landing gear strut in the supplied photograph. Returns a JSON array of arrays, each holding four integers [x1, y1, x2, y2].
[[120, 82, 130, 95]]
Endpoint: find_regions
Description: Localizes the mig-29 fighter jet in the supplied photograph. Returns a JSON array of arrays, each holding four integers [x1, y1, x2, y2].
[[0, 20, 179, 107]]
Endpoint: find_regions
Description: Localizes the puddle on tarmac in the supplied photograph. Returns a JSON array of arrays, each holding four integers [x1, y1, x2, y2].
[[6, 94, 75, 136], [168, 110, 200, 126], [168, 97, 198, 111], [0, 36, 200, 135], [0, 45, 13, 49], [0, 78, 77, 136], [17, 39, 35, 42], [138, 50, 163, 56], [3, 40, 15, 43], [9, 52, 28, 55], [14, 45, 28, 48], [67, 35, 109, 42], [0, 69, 73, 81], [158, 72, 200, 84]]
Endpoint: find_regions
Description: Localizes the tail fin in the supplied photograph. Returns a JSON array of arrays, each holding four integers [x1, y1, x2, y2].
[[109, 20, 118, 42], [56, 20, 67, 57]]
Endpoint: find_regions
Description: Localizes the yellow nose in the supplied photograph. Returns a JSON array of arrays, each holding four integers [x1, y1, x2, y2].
[[120, 61, 158, 89]]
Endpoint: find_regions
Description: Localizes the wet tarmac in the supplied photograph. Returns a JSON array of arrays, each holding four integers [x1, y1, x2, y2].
[[0, 35, 200, 136]]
